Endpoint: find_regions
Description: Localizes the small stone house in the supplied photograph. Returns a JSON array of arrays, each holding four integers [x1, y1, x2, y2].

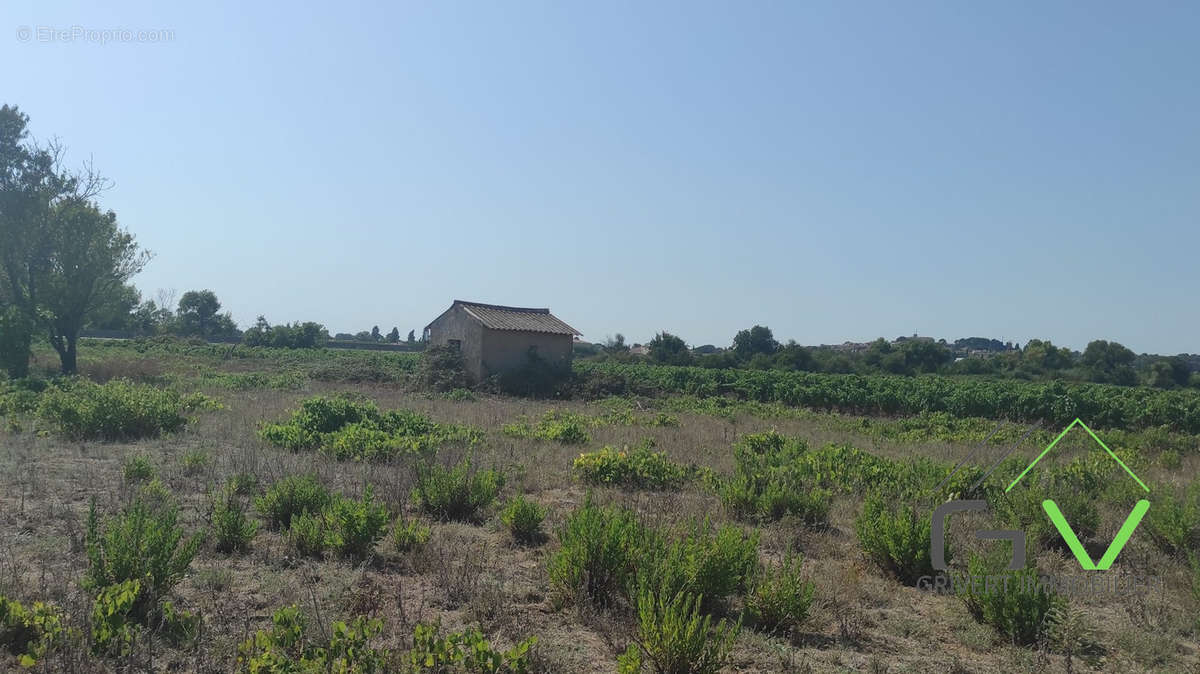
[[423, 300, 581, 382]]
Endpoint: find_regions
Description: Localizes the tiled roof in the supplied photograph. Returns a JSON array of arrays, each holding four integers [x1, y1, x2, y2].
[[454, 300, 581, 336]]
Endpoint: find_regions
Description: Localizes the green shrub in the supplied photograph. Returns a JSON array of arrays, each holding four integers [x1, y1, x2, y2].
[[719, 477, 830, 525], [84, 495, 203, 619], [392, 515, 432, 553], [90, 580, 140, 657], [230, 472, 261, 496], [255, 474, 333, 530], [502, 409, 591, 444], [959, 551, 1062, 645], [573, 442, 688, 490], [855, 493, 936, 583], [159, 600, 202, 647], [0, 595, 66, 666], [414, 345, 470, 393], [992, 482, 1099, 553], [288, 512, 328, 558], [717, 431, 831, 525], [500, 494, 548, 543], [1146, 482, 1199, 557], [181, 450, 209, 475], [324, 487, 390, 559], [746, 552, 815, 633], [1160, 449, 1182, 470], [548, 499, 650, 606], [412, 460, 505, 522], [639, 519, 759, 613], [37, 378, 196, 440], [123, 453, 155, 483], [629, 588, 739, 674], [210, 487, 259, 554], [406, 621, 536, 672], [261, 394, 481, 461], [236, 605, 391, 673]]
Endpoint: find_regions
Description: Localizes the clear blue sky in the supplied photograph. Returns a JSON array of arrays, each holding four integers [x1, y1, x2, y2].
[[5, 2, 1198, 353]]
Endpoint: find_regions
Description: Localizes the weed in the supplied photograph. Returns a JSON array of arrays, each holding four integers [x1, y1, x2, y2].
[[746, 552, 815, 633], [500, 494, 548, 544], [255, 474, 333, 530], [412, 460, 505, 522]]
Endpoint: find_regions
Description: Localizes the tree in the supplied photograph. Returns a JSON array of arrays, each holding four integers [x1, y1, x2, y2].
[[732, 325, 779, 360], [176, 290, 222, 337], [0, 304, 33, 378], [773, 341, 814, 371], [85, 283, 141, 331], [386, 326, 400, 343], [1148, 356, 1190, 389], [898, 339, 952, 374], [370, 325, 382, 342], [1081, 340, 1137, 385], [647, 331, 692, 366], [1021, 339, 1073, 372], [604, 333, 630, 353], [0, 106, 151, 374], [406, 330, 416, 345]]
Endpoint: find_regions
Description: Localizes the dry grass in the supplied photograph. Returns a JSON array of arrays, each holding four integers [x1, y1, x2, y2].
[[1, 358, 1199, 672]]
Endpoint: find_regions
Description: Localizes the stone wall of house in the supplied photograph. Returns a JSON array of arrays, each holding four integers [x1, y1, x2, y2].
[[425, 304, 486, 381], [481, 328, 572, 377]]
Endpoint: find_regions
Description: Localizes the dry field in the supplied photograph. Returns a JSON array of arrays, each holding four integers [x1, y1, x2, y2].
[[1, 347, 1198, 672]]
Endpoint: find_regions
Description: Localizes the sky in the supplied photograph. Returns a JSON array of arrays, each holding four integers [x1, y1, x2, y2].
[[3, 2, 1198, 353]]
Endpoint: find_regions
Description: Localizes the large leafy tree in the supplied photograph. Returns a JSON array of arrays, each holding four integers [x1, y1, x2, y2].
[[1081, 339, 1137, 385], [176, 289, 238, 340], [647, 331, 692, 366], [0, 104, 150, 374], [732, 325, 779, 360]]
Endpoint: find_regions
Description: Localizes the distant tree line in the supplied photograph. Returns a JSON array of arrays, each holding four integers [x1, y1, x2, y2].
[[580, 325, 1198, 390]]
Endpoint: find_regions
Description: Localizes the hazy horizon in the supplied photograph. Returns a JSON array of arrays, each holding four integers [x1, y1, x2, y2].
[[5, 1, 1198, 354]]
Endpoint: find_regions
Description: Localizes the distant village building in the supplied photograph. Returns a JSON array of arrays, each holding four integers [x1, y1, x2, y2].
[[423, 300, 581, 382]]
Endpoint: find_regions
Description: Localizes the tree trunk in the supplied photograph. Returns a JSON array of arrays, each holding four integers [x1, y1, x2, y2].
[[61, 335, 77, 375]]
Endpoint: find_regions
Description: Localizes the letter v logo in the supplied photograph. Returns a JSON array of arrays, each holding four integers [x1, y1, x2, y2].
[[1042, 499, 1150, 570]]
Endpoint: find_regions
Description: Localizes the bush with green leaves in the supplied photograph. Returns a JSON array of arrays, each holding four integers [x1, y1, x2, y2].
[[392, 515, 432, 553], [324, 487, 390, 559], [412, 460, 505, 522], [0, 305, 34, 379], [181, 450, 209, 475], [572, 442, 689, 490], [745, 552, 815, 633], [501, 409, 590, 444], [288, 512, 328, 558], [90, 579, 140, 657], [991, 480, 1099, 554], [406, 621, 537, 672], [0, 595, 67, 667], [626, 588, 740, 674], [500, 494, 547, 543], [260, 394, 481, 461], [210, 487, 259, 554], [236, 605, 391, 673], [84, 494, 203, 620], [255, 474, 333, 530], [958, 550, 1063, 646], [855, 492, 936, 584], [159, 600, 202, 647], [37, 378, 206, 440], [1145, 481, 1199, 557], [639, 519, 759, 613], [123, 453, 155, 483], [548, 499, 651, 606], [718, 432, 830, 525]]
